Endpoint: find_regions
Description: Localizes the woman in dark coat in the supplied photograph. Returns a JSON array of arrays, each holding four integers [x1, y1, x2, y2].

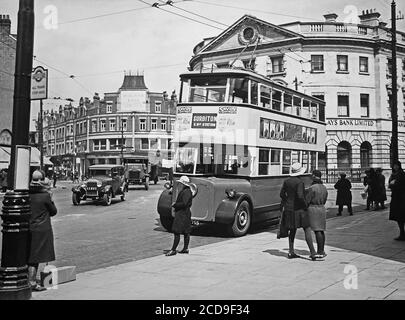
[[334, 173, 353, 216], [28, 170, 57, 291], [374, 168, 387, 210], [388, 161, 405, 241], [279, 162, 317, 260], [166, 176, 193, 256]]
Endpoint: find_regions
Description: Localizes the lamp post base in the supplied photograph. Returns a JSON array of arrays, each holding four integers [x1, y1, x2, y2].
[[0, 284, 31, 300], [0, 191, 32, 300]]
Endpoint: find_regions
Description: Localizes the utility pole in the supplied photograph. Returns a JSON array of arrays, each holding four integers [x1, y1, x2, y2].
[[0, 0, 35, 300], [390, 0, 404, 165], [39, 99, 43, 170], [120, 123, 124, 165]]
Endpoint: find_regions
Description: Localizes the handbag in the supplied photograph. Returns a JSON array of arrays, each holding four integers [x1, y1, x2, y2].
[[277, 208, 289, 239]]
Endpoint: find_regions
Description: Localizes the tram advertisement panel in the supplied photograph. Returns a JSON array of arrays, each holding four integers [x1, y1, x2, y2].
[[175, 104, 325, 152], [176, 105, 237, 132]]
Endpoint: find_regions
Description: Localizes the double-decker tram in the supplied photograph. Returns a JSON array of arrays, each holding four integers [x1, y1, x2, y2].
[[157, 68, 326, 236]]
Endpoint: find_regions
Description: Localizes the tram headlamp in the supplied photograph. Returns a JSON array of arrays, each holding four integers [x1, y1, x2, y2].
[[225, 188, 236, 199]]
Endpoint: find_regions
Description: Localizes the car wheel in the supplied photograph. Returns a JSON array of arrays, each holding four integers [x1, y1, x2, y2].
[[227, 200, 251, 237], [103, 192, 112, 206], [160, 215, 173, 232], [72, 193, 81, 206]]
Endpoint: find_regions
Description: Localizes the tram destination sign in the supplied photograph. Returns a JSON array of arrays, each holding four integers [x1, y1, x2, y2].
[[191, 113, 217, 129]]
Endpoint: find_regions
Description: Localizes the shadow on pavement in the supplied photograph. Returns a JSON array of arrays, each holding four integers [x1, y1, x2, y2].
[[268, 204, 405, 264]]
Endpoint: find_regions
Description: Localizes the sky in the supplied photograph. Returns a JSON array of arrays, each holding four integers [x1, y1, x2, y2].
[[1, 0, 404, 128]]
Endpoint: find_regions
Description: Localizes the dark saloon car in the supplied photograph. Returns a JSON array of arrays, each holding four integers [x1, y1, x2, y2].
[[72, 164, 127, 206]]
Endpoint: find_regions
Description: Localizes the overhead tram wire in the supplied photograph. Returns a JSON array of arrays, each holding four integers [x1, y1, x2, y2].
[[288, 48, 310, 63], [35, 6, 149, 29], [137, 0, 224, 30], [193, 0, 322, 22], [33, 58, 94, 96], [49, 62, 186, 80], [159, 0, 229, 27]]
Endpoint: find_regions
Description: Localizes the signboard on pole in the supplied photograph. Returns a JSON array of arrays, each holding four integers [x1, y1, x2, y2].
[[14, 145, 31, 191], [31, 66, 48, 100]]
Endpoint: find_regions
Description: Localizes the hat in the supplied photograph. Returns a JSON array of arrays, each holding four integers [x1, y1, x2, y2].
[[312, 170, 322, 178], [32, 170, 43, 181], [178, 175, 190, 186], [290, 162, 306, 176]]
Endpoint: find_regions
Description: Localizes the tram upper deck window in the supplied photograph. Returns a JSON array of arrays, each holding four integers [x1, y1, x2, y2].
[[293, 96, 301, 116], [229, 78, 249, 104], [260, 85, 271, 108], [272, 90, 282, 111], [284, 93, 293, 114], [310, 102, 318, 120], [250, 81, 258, 105], [183, 77, 227, 103], [302, 99, 311, 118]]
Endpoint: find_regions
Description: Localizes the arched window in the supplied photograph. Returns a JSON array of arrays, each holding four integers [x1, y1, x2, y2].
[[337, 141, 352, 168], [360, 141, 372, 168]]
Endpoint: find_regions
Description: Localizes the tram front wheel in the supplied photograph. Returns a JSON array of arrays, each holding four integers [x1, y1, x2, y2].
[[228, 200, 251, 237]]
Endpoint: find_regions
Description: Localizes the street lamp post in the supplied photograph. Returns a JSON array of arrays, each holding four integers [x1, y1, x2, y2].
[[0, 0, 35, 300], [391, 0, 399, 165]]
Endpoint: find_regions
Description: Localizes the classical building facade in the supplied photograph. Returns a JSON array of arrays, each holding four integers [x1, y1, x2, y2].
[[189, 10, 405, 171], [42, 73, 177, 176], [0, 14, 16, 147]]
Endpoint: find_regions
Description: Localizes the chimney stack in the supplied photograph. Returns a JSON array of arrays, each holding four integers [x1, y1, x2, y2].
[[323, 13, 338, 22], [0, 14, 11, 35], [358, 8, 381, 27]]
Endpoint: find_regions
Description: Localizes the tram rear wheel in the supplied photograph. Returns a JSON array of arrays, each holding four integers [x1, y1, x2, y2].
[[228, 200, 251, 237]]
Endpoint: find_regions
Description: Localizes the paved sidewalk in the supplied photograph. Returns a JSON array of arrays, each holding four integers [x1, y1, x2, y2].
[[33, 208, 405, 300]]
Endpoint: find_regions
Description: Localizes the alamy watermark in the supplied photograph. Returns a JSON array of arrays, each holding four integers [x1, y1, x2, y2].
[[343, 264, 358, 290]]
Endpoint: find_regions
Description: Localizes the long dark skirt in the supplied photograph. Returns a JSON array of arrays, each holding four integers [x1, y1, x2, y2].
[[28, 229, 56, 264]]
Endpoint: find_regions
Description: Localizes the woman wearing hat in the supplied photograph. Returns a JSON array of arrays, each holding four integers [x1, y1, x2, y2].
[[388, 161, 405, 241], [166, 175, 193, 256], [334, 173, 353, 216], [279, 162, 317, 260], [28, 170, 57, 291], [305, 170, 328, 258]]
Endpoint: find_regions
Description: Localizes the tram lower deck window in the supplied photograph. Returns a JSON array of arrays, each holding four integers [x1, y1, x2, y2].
[[258, 149, 269, 175]]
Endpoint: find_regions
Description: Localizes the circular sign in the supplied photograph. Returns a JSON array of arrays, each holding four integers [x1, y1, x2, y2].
[[33, 68, 46, 82]]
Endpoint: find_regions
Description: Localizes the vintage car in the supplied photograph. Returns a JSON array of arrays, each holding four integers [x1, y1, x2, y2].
[[72, 164, 127, 206], [124, 163, 149, 190]]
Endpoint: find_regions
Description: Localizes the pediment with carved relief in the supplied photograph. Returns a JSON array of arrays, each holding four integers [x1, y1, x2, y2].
[[199, 15, 302, 54]]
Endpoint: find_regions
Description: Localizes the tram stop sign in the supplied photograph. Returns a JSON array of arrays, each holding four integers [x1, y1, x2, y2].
[[31, 66, 48, 100]]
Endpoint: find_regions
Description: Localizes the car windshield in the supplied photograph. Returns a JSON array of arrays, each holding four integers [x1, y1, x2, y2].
[[89, 169, 110, 177]]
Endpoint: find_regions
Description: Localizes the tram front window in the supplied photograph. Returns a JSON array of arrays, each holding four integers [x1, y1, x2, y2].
[[175, 147, 196, 174], [174, 144, 215, 175], [182, 77, 227, 103]]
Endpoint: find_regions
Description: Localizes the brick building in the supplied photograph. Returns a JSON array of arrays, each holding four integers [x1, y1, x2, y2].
[[0, 14, 16, 147], [42, 73, 177, 177]]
